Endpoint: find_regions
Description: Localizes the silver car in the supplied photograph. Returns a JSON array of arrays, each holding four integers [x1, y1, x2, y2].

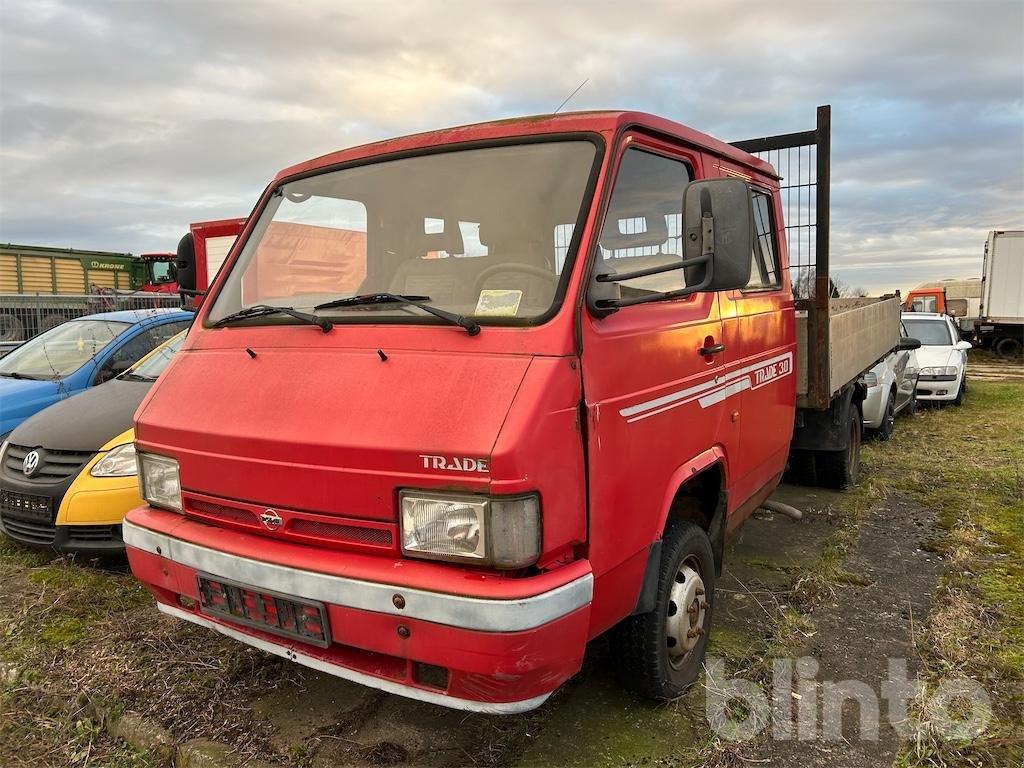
[[861, 322, 920, 439]]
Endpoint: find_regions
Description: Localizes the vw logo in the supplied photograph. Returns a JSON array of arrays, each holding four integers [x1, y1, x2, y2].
[[259, 509, 283, 531], [22, 450, 41, 478]]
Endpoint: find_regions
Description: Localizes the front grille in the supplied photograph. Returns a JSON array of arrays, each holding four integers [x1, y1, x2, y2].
[[189, 499, 259, 526], [290, 519, 393, 547], [66, 524, 122, 543], [182, 493, 397, 553], [3, 444, 95, 482], [2, 515, 56, 544], [1, 489, 56, 544]]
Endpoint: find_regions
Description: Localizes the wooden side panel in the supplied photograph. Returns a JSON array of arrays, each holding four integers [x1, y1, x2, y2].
[[19, 256, 55, 293], [0, 254, 18, 292], [55, 259, 87, 293], [828, 296, 900, 394], [88, 269, 117, 290]]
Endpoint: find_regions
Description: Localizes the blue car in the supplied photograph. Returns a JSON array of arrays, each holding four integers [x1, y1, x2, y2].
[[0, 309, 193, 437]]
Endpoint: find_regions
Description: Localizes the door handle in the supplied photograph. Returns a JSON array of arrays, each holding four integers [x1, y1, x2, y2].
[[699, 343, 726, 356]]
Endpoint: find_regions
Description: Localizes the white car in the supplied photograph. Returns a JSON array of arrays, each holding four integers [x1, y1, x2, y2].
[[861, 321, 921, 439], [901, 312, 972, 405]]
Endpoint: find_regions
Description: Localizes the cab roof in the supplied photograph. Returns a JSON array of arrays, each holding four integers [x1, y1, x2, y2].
[[278, 110, 778, 183]]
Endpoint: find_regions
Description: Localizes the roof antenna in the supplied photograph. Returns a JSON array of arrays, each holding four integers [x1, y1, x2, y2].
[[553, 78, 589, 115]]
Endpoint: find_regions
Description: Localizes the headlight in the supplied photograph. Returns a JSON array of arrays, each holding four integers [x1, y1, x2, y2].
[[400, 490, 541, 569], [90, 443, 137, 477], [862, 371, 879, 387], [920, 366, 958, 376], [137, 452, 182, 512], [904, 366, 918, 377]]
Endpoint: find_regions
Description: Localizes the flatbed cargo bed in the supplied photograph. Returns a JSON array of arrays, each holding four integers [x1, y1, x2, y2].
[[796, 295, 901, 408]]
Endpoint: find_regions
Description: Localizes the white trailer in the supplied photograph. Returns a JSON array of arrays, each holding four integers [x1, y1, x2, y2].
[[978, 230, 1024, 358]]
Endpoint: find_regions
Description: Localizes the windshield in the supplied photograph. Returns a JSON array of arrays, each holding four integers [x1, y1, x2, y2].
[[150, 260, 176, 284], [903, 318, 952, 346], [122, 331, 185, 380], [0, 319, 130, 379], [207, 140, 598, 327]]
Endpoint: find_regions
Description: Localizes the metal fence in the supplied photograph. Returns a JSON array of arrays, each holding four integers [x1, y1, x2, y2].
[[731, 105, 830, 303], [0, 292, 184, 344]]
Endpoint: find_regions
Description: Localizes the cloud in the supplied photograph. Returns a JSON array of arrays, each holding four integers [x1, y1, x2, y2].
[[1, 0, 1021, 294]]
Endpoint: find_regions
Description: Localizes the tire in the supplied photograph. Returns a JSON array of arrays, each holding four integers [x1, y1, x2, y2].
[[815, 403, 861, 490], [994, 336, 1022, 359], [786, 450, 817, 486], [0, 313, 26, 342], [610, 518, 715, 700], [903, 394, 918, 417], [875, 392, 896, 441]]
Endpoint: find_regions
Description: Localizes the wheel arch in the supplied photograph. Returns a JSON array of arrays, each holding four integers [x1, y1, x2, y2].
[[631, 449, 728, 615]]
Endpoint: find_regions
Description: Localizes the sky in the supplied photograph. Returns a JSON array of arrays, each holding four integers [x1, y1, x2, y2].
[[1, 0, 1021, 295]]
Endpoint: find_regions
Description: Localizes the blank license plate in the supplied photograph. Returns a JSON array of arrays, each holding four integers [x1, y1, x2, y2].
[[196, 574, 331, 648]]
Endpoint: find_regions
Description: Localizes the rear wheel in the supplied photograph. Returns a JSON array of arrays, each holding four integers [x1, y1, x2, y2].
[[611, 518, 715, 700], [816, 404, 861, 490], [786, 450, 818, 486], [994, 336, 1022, 359]]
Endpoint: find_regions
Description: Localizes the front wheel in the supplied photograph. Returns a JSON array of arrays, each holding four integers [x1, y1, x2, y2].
[[875, 392, 896, 441], [610, 518, 715, 700]]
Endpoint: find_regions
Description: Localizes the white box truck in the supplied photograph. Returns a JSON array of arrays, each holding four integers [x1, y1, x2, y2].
[[978, 230, 1024, 358]]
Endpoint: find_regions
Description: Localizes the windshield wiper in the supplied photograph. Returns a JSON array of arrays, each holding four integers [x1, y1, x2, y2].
[[0, 372, 44, 380], [314, 293, 480, 336], [119, 372, 155, 382], [211, 304, 332, 333]]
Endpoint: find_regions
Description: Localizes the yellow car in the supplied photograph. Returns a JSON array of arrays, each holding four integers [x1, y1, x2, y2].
[[0, 331, 185, 554]]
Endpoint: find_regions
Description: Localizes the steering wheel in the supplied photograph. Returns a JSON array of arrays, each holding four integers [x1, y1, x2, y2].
[[472, 263, 556, 295]]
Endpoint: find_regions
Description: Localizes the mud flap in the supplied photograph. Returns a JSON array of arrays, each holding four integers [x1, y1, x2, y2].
[[632, 489, 727, 614]]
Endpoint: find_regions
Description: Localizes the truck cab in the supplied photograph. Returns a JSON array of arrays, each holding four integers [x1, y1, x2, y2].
[[124, 111, 813, 712]]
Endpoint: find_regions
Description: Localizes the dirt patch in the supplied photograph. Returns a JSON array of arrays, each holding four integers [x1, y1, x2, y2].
[[740, 497, 943, 767]]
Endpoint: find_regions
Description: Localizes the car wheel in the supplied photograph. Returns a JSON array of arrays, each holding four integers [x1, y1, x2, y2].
[[611, 518, 715, 700], [876, 393, 896, 441], [816, 403, 861, 490], [903, 393, 918, 417]]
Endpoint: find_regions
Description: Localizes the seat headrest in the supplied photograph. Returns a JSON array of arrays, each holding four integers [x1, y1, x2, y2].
[[417, 220, 464, 257], [600, 212, 669, 251]]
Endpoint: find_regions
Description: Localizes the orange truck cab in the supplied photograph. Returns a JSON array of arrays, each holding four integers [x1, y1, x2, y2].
[[124, 107, 903, 712]]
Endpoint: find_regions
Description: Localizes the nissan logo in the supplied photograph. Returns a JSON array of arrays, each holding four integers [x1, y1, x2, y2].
[[259, 509, 283, 531], [22, 450, 41, 478]]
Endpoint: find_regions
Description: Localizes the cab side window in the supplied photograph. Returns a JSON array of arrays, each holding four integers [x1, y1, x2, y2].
[[744, 190, 780, 290], [596, 148, 692, 298]]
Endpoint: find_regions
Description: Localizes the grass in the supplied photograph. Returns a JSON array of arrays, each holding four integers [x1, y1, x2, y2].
[[858, 381, 1024, 766], [0, 377, 1020, 767]]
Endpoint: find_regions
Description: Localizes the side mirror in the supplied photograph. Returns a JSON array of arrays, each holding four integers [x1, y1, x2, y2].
[[590, 177, 753, 311], [681, 178, 753, 293], [176, 232, 197, 297], [955, 340, 973, 351], [898, 337, 922, 351]]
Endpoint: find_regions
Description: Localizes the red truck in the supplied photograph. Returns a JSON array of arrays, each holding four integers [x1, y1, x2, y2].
[[172, 218, 248, 307], [124, 107, 905, 712]]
